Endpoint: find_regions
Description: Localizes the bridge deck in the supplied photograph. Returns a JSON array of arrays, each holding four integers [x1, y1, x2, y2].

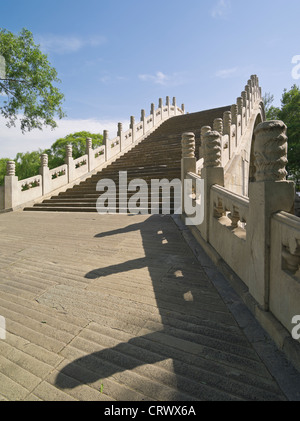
[[0, 210, 299, 401]]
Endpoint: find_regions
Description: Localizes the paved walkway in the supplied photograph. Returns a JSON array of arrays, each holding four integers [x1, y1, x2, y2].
[[0, 210, 300, 401]]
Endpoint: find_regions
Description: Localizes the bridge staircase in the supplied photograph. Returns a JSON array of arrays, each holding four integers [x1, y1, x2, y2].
[[24, 106, 230, 213]]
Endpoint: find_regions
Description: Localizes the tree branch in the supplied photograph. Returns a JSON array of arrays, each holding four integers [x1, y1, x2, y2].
[[0, 77, 31, 85], [0, 81, 15, 97]]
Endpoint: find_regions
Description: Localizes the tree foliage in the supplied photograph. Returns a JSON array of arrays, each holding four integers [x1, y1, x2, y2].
[[45, 131, 103, 169], [15, 150, 43, 182], [262, 92, 275, 115], [0, 158, 10, 186], [0, 132, 103, 185], [0, 28, 65, 132], [263, 86, 300, 188], [263, 92, 280, 121]]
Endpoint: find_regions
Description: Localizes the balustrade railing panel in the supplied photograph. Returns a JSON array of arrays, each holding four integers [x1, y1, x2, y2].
[[49, 164, 68, 190], [270, 212, 300, 333], [2, 98, 184, 210], [209, 185, 249, 284], [18, 174, 43, 202], [94, 146, 105, 166], [0, 185, 4, 210]]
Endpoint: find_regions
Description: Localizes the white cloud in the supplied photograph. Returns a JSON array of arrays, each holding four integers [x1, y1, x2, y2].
[[211, 0, 231, 19], [138, 71, 186, 87], [36, 34, 106, 54], [215, 67, 238, 78], [139, 71, 168, 85], [99, 74, 128, 84], [100, 75, 111, 84], [0, 116, 128, 159]]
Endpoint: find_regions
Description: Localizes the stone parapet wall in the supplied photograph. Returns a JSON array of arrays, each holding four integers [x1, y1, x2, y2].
[[198, 75, 265, 197], [270, 212, 300, 335], [181, 101, 300, 371], [1, 97, 184, 211]]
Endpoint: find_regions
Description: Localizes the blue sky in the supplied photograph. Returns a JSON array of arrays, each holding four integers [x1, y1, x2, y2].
[[1, 0, 300, 159]]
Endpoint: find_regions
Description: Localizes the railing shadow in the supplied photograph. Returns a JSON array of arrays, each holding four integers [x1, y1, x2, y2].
[[55, 215, 209, 400]]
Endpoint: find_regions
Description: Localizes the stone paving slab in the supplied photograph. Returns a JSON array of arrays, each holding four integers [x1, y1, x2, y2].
[[0, 210, 300, 401]]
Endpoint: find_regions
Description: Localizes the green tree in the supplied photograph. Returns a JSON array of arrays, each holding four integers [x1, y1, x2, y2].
[[262, 92, 280, 120], [0, 132, 103, 185], [276, 85, 300, 188], [15, 150, 43, 181], [0, 28, 65, 132], [46, 131, 103, 169], [0, 158, 10, 186], [264, 86, 300, 188]]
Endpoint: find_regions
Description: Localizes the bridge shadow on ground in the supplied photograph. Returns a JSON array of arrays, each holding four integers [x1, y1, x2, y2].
[[55, 215, 286, 401]]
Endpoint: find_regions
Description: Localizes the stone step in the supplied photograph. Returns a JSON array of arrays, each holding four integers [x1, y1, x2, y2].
[[88, 169, 181, 179], [104, 162, 181, 169], [64, 183, 181, 193], [35, 200, 179, 207], [52, 194, 181, 200], [24, 206, 177, 213], [45, 194, 181, 201], [24, 107, 230, 212]]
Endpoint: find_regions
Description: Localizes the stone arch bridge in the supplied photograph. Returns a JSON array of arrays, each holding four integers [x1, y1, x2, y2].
[[0, 75, 300, 401]]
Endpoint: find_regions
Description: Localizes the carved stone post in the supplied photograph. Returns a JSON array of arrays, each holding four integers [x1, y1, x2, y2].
[[231, 104, 238, 147], [182, 132, 195, 159], [245, 85, 250, 118], [213, 118, 224, 164], [200, 131, 224, 241], [40, 153, 50, 196], [203, 131, 222, 169], [118, 122, 124, 151], [103, 130, 109, 161], [65, 144, 75, 183], [151, 103, 155, 127], [248, 79, 253, 110], [213, 118, 223, 136], [241, 91, 248, 126], [4, 161, 18, 209], [158, 98, 163, 121], [130, 116, 135, 143], [247, 121, 295, 310], [6, 161, 15, 176], [251, 75, 258, 100], [86, 137, 94, 172], [237, 97, 244, 136], [231, 104, 238, 126], [86, 137, 92, 153], [223, 111, 232, 158], [199, 126, 211, 159], [181, 133, 196, 219], [141, 109, 146, 135], [223, 111, 231, 135], [166, 96, 170, 116], [173, 97, 177, 115]]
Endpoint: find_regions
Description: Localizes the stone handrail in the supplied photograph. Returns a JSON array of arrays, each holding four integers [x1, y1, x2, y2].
[[1, 97, 184, 210], [197, 75, 263, 190], [50, 164, 67, 179], [271, 211, 300, 276], [269, 211, 300, 341], [19, 174, 42, 192], [181, 105, 300, 370], [211, 184, 249, 229]]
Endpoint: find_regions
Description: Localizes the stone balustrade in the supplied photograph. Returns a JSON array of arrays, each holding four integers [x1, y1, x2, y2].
[[1, 97, 184, 211], [197, 75, 265, 197], [181, 115, 300, 370], [270, 212, 300, 336], [211, 184, 249, 230]]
